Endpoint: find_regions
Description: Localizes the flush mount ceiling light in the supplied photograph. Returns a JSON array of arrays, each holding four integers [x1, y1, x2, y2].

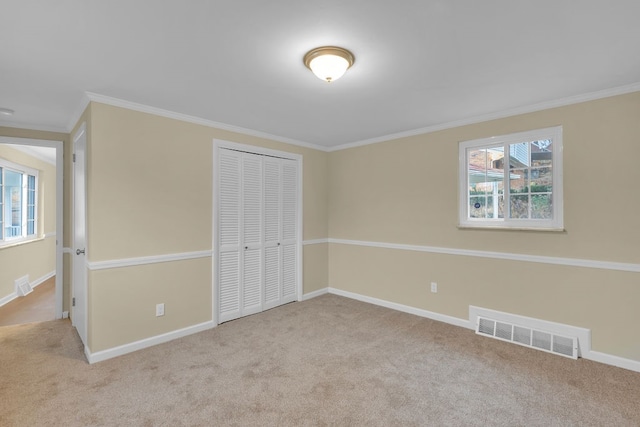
[[0, 107, 15, 116], [303, 46, 355, 83]]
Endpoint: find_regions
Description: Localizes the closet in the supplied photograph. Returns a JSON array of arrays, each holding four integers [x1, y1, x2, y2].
[[216, 144, 300, 323]]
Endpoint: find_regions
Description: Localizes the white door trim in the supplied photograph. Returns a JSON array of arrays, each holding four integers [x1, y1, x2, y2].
[[0, 136, 64, 319], [212, 139, 303, 325]]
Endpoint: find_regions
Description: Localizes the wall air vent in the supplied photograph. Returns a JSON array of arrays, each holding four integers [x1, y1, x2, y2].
[[476, 316, 578, 359], [15, 275, 33, 297]]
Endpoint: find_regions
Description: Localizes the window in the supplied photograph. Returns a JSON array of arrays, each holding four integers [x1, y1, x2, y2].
[[459, 126, 563, 230], [0, 158, 38, 244]]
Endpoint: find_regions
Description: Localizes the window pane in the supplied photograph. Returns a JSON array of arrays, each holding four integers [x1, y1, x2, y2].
[[509, 142, 530, 168], [510, 195, 529, 219], [531, 194, 553, 219], [4, 170, 22, 237], [469, 196, 487, 218], [530, 167, 552, 192], [509, 169, 528, 193], [531, 140, 553, 167], [468, 147, 504, 196], [468, 148, 488, 195], [27, 174, 36, 236]]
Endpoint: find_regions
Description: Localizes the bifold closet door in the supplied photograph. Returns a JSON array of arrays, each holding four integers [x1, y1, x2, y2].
[[218, 150, 264, 323], [240, 153, 263, 318], [218, 149, 242, 322], [217, 147, 298, 323], [280, 159, 298, 303], [263, 157, 282, 310]]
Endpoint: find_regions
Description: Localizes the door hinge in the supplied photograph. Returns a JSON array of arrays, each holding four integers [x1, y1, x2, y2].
[[73, 153, 76, 162], [72, 297, 76, 307]]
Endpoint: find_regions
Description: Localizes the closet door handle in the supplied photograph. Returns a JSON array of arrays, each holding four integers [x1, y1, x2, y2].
[[277, 242, 281, 246], [244, 246, 248, 250]]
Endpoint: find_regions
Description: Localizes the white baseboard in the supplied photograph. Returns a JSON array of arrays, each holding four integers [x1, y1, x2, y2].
[[86, 321, 216, 364], [327, 287, 472, 329], [583, 350, 640, 373], [302, 288, 329, 301], [326, 286, 640, 373], [0, 292, 18, 308]]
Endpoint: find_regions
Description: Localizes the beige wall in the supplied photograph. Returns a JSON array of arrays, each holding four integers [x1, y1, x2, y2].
[[0, 144, 57, 301], [9, 91, 637, 363], [328, 92, 640, 361], [85, 102, 328, 351]]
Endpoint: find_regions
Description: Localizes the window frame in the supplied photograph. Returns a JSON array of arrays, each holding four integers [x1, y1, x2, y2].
[[458, 126, 563, 231], [0, 158, 39, 246]]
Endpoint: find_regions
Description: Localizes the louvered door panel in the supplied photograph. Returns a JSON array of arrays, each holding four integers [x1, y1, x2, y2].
[[263, 158, 281, 244], [263, 158, 282, 310], [218, 150, 241, 248], [242, 154, 262, 247], [264, 246, 281, 309], [219, 252, 240, 321], [243, 248, 262, 314], [282, 160, 297, 242], [281, 159, 298, 302], [282, 243, 297, 302], [217, 149, 242, 322], [241, 153, 263, 315]]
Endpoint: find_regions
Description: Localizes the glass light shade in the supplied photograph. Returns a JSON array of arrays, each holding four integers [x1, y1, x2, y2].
[[303, 46, 355, 83], [309, 55, 350, 83]]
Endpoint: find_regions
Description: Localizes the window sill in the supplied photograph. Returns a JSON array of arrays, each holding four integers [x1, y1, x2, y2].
[[457, 225, 566, 233], [0, 236, 46, 250]]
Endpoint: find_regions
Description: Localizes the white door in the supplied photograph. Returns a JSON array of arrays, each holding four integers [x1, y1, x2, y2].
[[280, 159, 298, 303], [216, 144, 299, 323], [72, 125, 88, 345], [218, 151, 264, 322], [240, 153, 263, 317], [263, 157, 282, 310], [218, 149, 242, 322]]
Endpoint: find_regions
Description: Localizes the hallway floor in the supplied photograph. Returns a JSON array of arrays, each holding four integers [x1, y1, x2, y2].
[[0, 276, 55, 327]]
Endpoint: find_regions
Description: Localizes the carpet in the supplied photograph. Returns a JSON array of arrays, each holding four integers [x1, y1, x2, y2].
[[1, 294, 639, 426]]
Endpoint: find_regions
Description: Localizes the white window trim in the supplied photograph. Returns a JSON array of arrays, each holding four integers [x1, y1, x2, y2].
[[0, 157, 40, 246], [458, 126, 563, 231]]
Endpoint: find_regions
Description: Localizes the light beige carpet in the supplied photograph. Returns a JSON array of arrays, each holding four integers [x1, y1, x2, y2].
[[1, 294, 639, 426]]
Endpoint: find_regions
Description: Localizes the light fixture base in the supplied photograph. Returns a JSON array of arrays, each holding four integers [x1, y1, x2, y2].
[[303, 46, 355, 83]]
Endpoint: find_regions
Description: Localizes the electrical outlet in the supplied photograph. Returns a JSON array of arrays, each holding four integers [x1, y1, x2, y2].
[[156, 303, 165, 317], [430, 282, 438, 293]]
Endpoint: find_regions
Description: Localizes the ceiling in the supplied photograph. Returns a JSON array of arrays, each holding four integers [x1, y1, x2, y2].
[[1, 1, 639, 149], [5, 142, 57, 165]]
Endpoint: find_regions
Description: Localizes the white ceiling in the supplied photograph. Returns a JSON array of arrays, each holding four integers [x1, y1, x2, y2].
[[5, 143, 56, 165], [1, 1, 639, 149]]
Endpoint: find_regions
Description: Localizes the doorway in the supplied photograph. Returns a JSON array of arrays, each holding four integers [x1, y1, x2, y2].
[[0, 137, 63, 326]]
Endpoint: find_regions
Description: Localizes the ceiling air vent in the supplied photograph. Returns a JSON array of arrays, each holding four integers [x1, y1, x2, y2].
[[476, 316, 577, 359]]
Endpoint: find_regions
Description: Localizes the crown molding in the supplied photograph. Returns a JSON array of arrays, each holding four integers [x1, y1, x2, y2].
[[83, 92, 329, 152], [328, 82, 640, 152]]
